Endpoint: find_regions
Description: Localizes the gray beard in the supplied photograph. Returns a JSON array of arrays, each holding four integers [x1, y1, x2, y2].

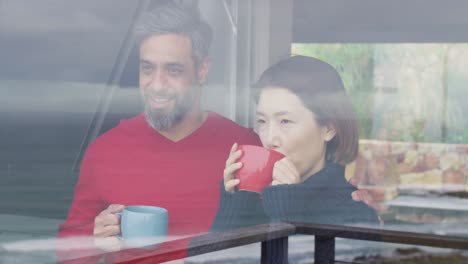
[[143, 91, 194, 131], [140, 64, 202, 131], [145, 109, 174, 131]]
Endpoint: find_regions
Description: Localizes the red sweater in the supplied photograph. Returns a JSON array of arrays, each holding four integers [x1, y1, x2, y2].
[[58, 112, 260, 262]]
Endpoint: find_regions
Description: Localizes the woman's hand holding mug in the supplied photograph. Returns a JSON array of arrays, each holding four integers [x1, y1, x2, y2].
[[271, 157, 300, 185], [223, 143, 243, 193]]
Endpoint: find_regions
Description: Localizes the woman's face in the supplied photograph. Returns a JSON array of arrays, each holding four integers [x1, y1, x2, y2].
[[255, 87, 335, 178]]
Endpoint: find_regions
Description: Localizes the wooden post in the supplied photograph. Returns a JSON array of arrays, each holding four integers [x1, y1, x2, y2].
[[315, 235, 335, 264], [261, 236, 288, 264]]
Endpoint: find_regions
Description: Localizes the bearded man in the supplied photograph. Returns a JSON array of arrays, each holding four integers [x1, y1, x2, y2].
[[57, 3, 260, 263]]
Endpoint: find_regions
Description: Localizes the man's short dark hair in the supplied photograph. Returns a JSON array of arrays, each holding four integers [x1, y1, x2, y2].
[[135, 3, 212, 67]]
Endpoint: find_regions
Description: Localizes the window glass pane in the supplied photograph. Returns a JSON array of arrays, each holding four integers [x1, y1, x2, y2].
[[289, 0, 468, 262], [291, 30, 468, 264], [2, 0, 468, 263], [0, 1, 137, 261]]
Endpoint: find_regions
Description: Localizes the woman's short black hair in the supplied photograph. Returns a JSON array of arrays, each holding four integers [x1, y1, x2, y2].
[[252, 55, 359, 165]]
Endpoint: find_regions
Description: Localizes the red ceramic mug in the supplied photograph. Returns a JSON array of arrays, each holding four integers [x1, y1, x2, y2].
[[235, 145, 285, 192]]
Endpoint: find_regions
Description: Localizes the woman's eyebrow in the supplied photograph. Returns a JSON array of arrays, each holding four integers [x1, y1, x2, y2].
[[256, 111, 292, 117], [274, 111, 292, 117]]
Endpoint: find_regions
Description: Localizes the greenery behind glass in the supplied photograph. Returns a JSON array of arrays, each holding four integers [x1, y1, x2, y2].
[[292, 43, 468, 144]]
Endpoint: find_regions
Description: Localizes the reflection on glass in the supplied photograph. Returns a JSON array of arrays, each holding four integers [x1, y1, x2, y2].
[[1, 0, 468, 262], [293, 43, 468, 228]]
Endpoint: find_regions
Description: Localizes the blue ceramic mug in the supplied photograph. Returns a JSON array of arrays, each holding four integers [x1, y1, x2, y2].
[[117, 205, 168, 240]]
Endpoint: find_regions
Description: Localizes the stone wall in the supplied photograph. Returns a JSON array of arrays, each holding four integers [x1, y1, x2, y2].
[[346, 140, 468, 199]]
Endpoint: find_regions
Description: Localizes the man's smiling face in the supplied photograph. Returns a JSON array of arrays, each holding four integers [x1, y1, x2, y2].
[[139, 33, 200, 131]]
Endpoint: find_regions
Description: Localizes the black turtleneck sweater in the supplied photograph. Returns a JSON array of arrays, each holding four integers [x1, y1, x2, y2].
[[211, 162, 378, 231]]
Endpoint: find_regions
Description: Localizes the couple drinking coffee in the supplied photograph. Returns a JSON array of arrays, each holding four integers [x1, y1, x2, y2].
[[58, 5, 378, 262], [112, 55, 378, 243]]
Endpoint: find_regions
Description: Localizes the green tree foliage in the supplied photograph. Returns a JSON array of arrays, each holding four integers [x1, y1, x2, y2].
[[291, 43, 468, 144]]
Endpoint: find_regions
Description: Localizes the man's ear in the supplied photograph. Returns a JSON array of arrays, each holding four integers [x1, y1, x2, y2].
[[197, 57, 210, 85], [323, 124, 337, 142]]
